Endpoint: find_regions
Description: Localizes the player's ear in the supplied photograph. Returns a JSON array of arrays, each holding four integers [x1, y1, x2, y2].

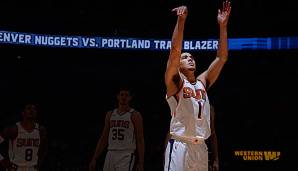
[[21, 111, 25, 117]]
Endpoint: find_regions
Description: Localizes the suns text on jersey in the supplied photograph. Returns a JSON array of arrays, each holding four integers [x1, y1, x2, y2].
[[183, 87, 206, 100], [110, 120, 130, 128], [16, 138, 40, 147]]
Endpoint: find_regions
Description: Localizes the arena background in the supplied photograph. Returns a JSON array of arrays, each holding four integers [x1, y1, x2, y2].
[[0, 0, 298, 171]]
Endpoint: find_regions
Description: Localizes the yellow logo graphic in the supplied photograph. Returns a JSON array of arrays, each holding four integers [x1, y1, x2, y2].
[[234, 151, 281, 161]]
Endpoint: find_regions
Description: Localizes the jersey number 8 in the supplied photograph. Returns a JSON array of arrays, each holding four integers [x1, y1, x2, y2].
[[25, 148, 33, 161]]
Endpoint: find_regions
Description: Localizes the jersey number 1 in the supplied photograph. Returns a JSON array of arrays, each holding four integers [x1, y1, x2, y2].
[[198, 101, 202, 119]]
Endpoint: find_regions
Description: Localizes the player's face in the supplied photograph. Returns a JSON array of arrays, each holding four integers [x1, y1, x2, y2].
[[180, 52, 196, 71], [117, 90, 132, 105], [22, 104, 38, 120]]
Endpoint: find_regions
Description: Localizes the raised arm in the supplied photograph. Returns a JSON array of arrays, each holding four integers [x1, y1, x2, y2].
[[0, 126, 17, 169], [0, 131, 6, 165], [165, 6, 188, 97], [198, 0, 231, 89], [0, 131, 5, 162], [132, 111, 145, 171], [89, 111, 112, 171]]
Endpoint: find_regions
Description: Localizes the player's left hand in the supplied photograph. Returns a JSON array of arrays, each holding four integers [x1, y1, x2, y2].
[[135, 162, 144, 171], [217, 0, 231, 27], [0, 159, 13, 169], [211, 160, 219, 171], [89, 158, 97, 171]]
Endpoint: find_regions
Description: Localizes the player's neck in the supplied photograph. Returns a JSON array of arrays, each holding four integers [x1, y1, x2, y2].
[[186, 76, 196, 83], [117, 105, 130, 113], [181, 72, 196, 83], [20, 119, 35, 131], [180, 69, 196, 83]]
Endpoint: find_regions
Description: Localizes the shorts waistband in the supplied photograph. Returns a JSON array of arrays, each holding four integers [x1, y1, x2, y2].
[[170, 133, 205, 145], [108, 149, 135, 153]]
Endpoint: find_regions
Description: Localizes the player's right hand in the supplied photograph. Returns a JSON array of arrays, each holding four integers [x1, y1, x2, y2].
[[211, 160, 219, 171], [0, 159, 10, 168], [172, 6, 188, 19], [0, 159, 17, 171], [89, 158, 97, 171], [135, 162, 144, 171]]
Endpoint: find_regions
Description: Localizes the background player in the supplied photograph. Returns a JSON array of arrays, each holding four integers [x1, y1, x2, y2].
[[89, 88, 145, 171], [0, 103, 48, 171]]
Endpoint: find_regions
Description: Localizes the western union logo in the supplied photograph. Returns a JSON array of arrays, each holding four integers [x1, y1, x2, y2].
[[234, 151, 281, 161]]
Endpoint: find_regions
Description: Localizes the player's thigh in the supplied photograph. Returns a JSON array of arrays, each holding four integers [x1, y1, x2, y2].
[[165, 140, 186, 171], [197, 144, 208, 171], [164, 139, 174, 171], [115, 152, 135, 171], [185, 144, 208, 171], [103, 151, 114, 171]]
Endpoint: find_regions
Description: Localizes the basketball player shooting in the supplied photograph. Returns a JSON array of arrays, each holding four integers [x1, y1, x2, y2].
[[164, 1, 231, 171]]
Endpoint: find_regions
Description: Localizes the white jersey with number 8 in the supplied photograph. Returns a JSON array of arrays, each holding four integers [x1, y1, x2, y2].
[[8, 122, 40, 167]]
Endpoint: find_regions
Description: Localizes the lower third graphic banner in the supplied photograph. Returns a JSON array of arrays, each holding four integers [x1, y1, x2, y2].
[[0, 30, 297, 51]]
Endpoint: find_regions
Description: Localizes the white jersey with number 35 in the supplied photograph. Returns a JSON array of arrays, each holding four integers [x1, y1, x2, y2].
[[9, 122, 40, 167], [108, 109, 136, 151]]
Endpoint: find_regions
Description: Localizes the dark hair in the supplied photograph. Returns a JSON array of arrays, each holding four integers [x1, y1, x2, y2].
[[21, 103, 39, 111], [117, 85, 133, 95]]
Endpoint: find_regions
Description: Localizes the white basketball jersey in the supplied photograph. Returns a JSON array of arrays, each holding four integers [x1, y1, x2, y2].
[[9, 122, 40, 167], [167, 79, 211, 140], [107, 109, 136, 151]]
